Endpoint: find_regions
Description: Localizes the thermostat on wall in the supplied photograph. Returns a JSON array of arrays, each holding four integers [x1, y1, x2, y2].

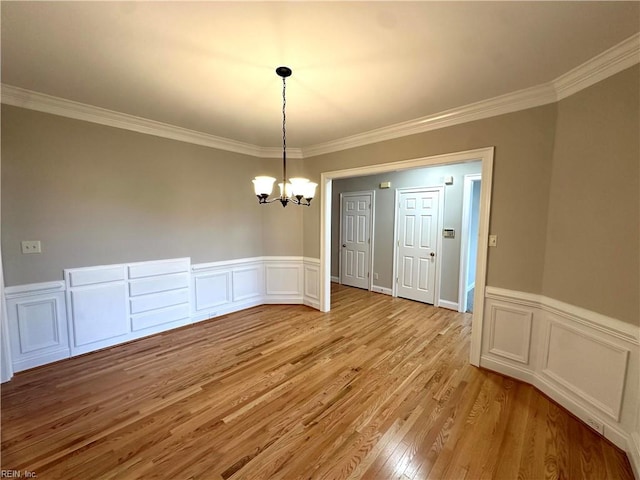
[[443, 229, 455, 238], [444, 175, 454, 185]]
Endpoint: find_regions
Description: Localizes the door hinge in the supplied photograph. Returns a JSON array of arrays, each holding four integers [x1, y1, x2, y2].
[[396, 277, 399, 284], [367, 272, 370, 278]]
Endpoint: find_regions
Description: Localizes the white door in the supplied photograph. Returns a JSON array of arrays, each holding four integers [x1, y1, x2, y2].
[[340, 192, 372, 290], [396, 189, 441, 304]]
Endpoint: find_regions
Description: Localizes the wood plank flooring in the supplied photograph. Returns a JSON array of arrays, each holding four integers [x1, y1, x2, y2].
[[1, 284, 634, 479]]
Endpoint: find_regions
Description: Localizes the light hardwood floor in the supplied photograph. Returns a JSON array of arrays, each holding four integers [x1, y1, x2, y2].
[[1, 284, 634, 479]]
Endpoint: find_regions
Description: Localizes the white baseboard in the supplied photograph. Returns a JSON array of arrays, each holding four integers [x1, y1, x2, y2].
[[371, 285, 393, 296], [438, 299, 459, 311], [262, 296, 304, 305], [12, 348, 70, 372], [480, 355, 536, 385], [482, 286, 639, 463], [331, 275, 340, 284]]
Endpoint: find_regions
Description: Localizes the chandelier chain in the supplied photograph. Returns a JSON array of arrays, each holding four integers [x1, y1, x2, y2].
[[282, 76, 287, 184]]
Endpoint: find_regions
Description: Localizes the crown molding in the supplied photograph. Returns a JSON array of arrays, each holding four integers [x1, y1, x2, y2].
[[302, 82, 558, 158], [554, 32, 640, 101], [303, 33, 640, 158], [0, 85, 305, 159], [1, 34, 638, 159]]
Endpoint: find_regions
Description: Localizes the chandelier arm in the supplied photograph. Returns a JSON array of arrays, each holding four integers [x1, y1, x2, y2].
[[289, 197, 312, 206]]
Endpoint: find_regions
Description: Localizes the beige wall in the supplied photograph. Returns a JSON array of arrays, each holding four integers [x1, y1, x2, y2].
[[1, 105, 302, 286], [543, 66, 639, 325], [302, 105, 557, 296]]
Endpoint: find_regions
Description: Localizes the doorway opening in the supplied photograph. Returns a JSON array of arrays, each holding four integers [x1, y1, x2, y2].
[[459, 174, 482, 313], [319, 147, 494, 366]]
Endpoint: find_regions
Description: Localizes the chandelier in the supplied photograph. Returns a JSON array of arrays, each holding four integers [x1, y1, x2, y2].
[[252, 66, 317, 207]]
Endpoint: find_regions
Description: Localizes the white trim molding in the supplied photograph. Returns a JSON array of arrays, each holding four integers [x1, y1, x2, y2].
[[0, 85, 303, 160], [2, 34, 637, 159], [485, 286, 639, 345], [554, 32, 640, 101], [481, 285, 639, 467], [304, 83, 557, 157]]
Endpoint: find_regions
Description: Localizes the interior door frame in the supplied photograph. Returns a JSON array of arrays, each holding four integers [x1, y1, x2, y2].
[[338, 190, 375, 291], [320, 146, 494, 366], [458, 174, 482, 313], [392, 186, 445, 307]]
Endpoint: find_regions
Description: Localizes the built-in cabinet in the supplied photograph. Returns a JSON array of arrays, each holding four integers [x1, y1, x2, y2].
[[66, 258, 191, 356], [5, 256, 320, 373]]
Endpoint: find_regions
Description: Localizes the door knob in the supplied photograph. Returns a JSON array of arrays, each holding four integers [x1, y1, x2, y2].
[[342, 244, 346, 248], [430, 252, 435, 257]]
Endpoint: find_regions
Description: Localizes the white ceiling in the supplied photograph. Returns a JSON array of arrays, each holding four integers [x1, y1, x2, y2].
[[2, 2, 639, 149]]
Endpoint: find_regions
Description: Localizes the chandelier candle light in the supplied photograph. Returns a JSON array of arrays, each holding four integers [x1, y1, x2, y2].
[[252, 66, 317, 207]]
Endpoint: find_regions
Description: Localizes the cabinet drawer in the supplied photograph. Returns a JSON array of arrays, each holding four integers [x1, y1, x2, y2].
[[130, 288, 189, 314], [131, 304, 190, 331], [129, 273, 189, 297]]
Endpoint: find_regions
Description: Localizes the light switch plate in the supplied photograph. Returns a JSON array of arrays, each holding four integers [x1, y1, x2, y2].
[[21, 240, 42, 254], [488, 235, 498, 247]]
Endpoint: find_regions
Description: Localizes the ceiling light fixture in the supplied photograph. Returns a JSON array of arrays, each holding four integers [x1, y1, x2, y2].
[[252, 66, 316, 207]]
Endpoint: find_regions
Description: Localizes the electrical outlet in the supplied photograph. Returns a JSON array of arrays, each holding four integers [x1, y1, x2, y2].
[[585, 417, 604, 435], [21, 241, 42, 254]]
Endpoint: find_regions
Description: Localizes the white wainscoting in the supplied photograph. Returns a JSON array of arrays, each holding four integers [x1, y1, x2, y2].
[[191, 256, 320, 321], [5, 256, 322, 375], [5, 281, 69, 372], [303, 258, 320, 309], [481, 286, 639, 464], [191, 257, 264, 322]]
